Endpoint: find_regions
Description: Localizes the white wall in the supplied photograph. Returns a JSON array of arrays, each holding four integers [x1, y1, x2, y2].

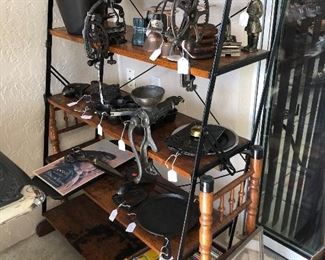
[[0, 0, 267, 251]]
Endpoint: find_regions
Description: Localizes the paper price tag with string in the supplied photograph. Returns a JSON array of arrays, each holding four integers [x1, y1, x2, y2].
[[165, 152, 180, 183], [118, 121, 130, 151], [109, 202, 127, 222], [67, 95, 87, 107], [97, 113, 106, 136], [80, 106, 93, 120]]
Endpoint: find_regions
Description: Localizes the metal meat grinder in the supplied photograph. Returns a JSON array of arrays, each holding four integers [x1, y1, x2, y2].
[[110, 85, 184, 183]]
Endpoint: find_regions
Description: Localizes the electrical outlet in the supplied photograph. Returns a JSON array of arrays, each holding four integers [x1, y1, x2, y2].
[[150, 76, 161, 86], [126, 68, 136, 89]]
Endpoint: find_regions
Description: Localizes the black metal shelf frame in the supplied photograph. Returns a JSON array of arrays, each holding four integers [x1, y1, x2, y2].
[[41, 0, 280, 259]]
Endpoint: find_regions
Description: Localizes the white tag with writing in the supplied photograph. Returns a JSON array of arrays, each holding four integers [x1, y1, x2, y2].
[[118, 139, 126, 151], [81, 115, 92, 120], [109, 209, 118, 222], [97, 124, 103, 136], [177, 57, 189, 74], [239, 12, 249, 27], [167, 169, 178, 183], [126, 222, 136, 233], [67, 101, 78, 107], [149, 48, 162, 61]]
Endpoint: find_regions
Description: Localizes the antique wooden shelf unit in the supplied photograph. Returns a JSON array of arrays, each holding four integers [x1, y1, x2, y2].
[[37, 0, 271, 259]]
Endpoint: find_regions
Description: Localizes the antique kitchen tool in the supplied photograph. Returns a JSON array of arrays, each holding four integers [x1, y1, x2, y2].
[[128, 86, 184, 184], [110, 86, 184, 183], [83, 0, 126, 66], [136, 193, 199, 259]]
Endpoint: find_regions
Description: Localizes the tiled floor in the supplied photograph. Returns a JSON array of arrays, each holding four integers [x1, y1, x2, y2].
[[0, 231, 287, 260]]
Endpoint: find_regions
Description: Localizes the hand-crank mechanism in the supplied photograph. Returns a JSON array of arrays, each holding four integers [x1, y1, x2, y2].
[[110, 85, 184, 183]]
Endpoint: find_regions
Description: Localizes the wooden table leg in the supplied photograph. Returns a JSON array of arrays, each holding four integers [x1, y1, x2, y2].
[[49, 104, 60, 154]]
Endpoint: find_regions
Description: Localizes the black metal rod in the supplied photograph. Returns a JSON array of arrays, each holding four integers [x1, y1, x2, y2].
[[251, 1, 287, 144], [194, 89, 220, 125], [176, 1, 233, 258], [120, 65, 157, 89], [128, 0, 144, 19], [43, 0, 54, 165], [216, 6, 248, 27], [50, 65, 70, 86], [50, 69, 69, 88]]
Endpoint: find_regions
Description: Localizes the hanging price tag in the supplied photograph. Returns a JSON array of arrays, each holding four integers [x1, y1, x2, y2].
[[97, 124, 103, 136], [67, 101, 78, 107], [167, 169, 178, 183], [177, 57, 189, 74], [118, 139, 126, 151], [149, 48, 162, 61], [125, 222, 136, 233], [239, 12, 249, 27], [109, 209, 118, 222], [118, 121, 129, 151], [81, 115, 92, 120]]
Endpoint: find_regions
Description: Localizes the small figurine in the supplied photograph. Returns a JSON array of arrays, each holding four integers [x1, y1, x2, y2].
[[243, 0, 263, 52]]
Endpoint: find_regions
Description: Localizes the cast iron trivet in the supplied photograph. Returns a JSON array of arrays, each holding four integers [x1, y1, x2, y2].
[[166, 122, 239, 156]]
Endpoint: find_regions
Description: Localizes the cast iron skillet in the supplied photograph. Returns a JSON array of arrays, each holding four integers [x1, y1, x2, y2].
[[136, 193, 199, 238]]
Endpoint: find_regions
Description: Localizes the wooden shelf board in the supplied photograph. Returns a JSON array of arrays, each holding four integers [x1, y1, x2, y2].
[[48, 94, 249, 179], [44, 194, 146, 259], [50, 27, 269, 79], [84, 167, 223, 259]]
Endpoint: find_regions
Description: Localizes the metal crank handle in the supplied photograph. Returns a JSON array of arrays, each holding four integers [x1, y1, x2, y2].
[[128, 118, 143, 183], [92, 158, 123, 178]]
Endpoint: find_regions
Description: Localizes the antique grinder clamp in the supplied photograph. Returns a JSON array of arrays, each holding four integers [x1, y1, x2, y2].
[[127, 87, 184, 184]]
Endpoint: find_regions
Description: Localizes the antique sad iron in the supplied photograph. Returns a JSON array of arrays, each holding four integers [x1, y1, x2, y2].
[[111, 86, 184, 183]]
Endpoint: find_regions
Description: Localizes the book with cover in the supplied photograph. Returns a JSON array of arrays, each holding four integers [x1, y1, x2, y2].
[[33, 140, 134, 196]]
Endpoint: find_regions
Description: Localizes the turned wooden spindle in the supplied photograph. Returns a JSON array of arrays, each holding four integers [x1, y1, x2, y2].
[[238, 182, 245, 206], [218, 195, 225, 223], [229, 189, 235, 213], [199, 175, 214, 260], [63, 111, 69, 128], [246, 145, 263, 235], [49, 104, 60, 154]]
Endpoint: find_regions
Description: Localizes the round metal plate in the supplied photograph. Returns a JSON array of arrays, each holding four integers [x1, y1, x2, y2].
[[166, 122, 239, 156]]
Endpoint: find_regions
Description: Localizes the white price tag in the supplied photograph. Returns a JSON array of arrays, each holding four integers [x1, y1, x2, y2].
[[167, 169, 178, 183], [97, 124, 103, 136], [67, 101, 78, 107], [118, 139, 126, 151], [81, 115, 92, 120], [149, 48, 162, 61], [239, 12, 249, 27], [109, 209, 118, 222], [125, 222, 136, 233], [177, 57, 189, 74]]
